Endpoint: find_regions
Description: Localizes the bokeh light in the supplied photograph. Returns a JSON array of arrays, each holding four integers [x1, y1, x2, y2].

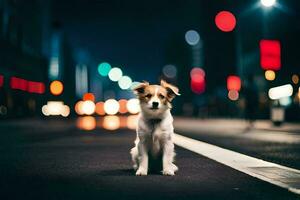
[[42, 101, 70, 117], [98, 62, 111, 76], [215, 11, 236, 32], [108, 67, 123, 82], [119, 99, 128, 114], [75, 101, 85, 115], [77, 116, 96, 131], [95, 102, 105, 115], [162, 64, 177, 79], [268, 84, 293, 100], [185, 30, 200, 46], [103, 116, 120, 130], [82, 100, 96, 115], [104, 99, 120, 115], [190, 67, 206, 94], [228, 90, 239, 101], [190, 67, 205, 79], [61, 105, 70, 117], [260, 40, 281, 71], [279, 96, 292, 107], [127, 98, 140, 114], [50, 80, 63, 96], [261, 0, 276, 7], [292, 74, 299, 84], [227, 76, 241, 91], [0, 75, 4, 87], [42, 105, 49, 116], [118, 76, 132, 90], [83, 93, 95, 102], [265, 70, 276, 81]]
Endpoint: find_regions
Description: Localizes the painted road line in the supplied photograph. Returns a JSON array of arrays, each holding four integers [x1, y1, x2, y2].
[[173, 133, 300, 195]]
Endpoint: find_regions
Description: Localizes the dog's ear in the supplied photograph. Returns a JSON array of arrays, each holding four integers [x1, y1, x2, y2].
[[160, 80, 180, 101], [133, 81, 149, 95]]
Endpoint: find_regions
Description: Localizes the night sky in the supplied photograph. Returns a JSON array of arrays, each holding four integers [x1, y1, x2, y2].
[[52, 0, 300, 87]]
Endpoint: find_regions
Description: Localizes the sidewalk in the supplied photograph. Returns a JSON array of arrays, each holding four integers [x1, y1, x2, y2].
[[174, 117, 300, 134]]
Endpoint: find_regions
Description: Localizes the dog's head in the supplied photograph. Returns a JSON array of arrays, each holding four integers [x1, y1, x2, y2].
[[133, 80, 180, 118]]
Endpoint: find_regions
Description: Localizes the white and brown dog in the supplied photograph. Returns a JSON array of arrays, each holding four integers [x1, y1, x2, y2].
[[130, 80, 180, 176]]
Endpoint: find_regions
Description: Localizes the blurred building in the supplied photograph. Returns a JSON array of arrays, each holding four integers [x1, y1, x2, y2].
[[0, 0, 50, 118], [0, 0, 76, 118]]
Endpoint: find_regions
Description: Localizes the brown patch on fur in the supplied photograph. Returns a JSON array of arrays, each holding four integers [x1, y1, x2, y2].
[[160, 80, 180, 102], [133, 80, 179, 108]]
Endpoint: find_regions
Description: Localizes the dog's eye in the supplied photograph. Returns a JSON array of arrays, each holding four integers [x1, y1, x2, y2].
[[159, 94, 165, 99], [145, 94, 152, 98]]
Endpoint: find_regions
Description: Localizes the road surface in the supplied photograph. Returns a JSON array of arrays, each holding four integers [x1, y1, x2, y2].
[[0, 118, 299, 199]]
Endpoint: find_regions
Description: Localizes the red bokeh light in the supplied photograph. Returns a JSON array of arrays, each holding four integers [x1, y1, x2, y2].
[[190, 67, 205, 79], [28, 81, 45, 94], [191, 78, 205, 94], [83, 93, 95, 102], [0, 75, 4, 87], [10, 77, 28, 91], [215, 11, 236, 32], [227, 75, 241, 91], [190, 68, 206, 94], [260, 39, 281, 71]]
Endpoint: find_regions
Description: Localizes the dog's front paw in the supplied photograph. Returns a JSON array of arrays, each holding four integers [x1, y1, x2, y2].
[[136, 168, 148, 176], [163, 169, 175, 176]]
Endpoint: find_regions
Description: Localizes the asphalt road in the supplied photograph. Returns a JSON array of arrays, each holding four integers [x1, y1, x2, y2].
[[0, 119, 299, 200], [175, 125, 300, 170]]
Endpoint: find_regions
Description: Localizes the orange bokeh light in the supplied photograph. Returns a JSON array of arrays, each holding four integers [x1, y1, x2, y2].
[[95, 102, 105, 115], [50, 80, 63, 96], [75, 101, 85, 115], [83, 93, 95, 102], [118, 99, 128, 114], [76, 116, 96, 131], [228, 90, 239, 101]]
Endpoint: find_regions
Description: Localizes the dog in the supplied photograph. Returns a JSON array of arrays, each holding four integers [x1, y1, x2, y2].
[[130, 80, 180, 176]]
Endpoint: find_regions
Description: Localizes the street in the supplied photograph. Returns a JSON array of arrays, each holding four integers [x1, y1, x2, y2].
[[0, 118, 299, 200]]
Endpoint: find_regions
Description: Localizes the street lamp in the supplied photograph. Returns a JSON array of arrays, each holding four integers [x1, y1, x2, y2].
[[260, 0, 276, 7]]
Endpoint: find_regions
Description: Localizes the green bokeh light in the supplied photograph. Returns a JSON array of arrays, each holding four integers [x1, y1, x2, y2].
[[98, 62, 111, 76]]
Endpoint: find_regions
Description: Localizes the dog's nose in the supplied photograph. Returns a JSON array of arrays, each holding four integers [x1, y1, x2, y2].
[[152, 102, 159, 109]]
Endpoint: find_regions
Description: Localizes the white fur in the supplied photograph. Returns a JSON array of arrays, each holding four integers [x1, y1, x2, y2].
[[130, 106, 178, 176]]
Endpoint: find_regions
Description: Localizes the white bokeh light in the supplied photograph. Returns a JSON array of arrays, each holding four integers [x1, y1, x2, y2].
[[118, 76, 132, 90], [261, 0, 276, 7], [82, 100, 96, 115], [127, 98, 140, 114], [268, 84, 293, 100], [108, 67, 123, 82], [104, 99, 120, 115]]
